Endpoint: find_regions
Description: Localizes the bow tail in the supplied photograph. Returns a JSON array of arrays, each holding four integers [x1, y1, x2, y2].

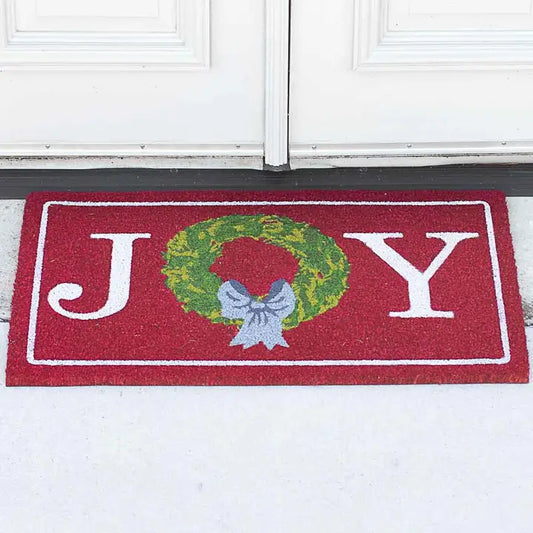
[[230, 313, 289, 350]]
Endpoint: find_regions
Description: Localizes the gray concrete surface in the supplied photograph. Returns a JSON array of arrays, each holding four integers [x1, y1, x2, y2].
[[0, 201, 23, 321], [508, 198, 533, 323], [0, 198, 531, 323]]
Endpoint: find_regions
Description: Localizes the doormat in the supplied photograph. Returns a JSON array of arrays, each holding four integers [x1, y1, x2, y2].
[[6, 190, 528, 386]]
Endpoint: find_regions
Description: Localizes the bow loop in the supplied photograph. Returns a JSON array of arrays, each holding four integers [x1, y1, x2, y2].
[[217, 279, 296, 350]]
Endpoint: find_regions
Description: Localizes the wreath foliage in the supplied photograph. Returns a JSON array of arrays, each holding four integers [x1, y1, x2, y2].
[[162, 214, 350, 329]]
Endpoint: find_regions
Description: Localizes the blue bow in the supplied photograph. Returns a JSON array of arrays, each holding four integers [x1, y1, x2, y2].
[[217, 279, 296, 350]]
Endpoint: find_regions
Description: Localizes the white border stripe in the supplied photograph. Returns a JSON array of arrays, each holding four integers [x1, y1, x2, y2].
[[482, 202, 511, 363], [27, 202, 51, 365], [27, 200, 510, 367]]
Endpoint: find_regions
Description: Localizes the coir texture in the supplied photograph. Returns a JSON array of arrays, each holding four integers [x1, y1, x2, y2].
[[6, 190, 529, 386]]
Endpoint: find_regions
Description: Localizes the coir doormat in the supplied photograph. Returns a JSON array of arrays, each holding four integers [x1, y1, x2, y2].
[[6, 190, 528, 386]]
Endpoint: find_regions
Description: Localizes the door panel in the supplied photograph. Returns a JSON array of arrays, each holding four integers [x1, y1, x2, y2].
[[290, 0, 533, 167], [0, 0, 264, 167]]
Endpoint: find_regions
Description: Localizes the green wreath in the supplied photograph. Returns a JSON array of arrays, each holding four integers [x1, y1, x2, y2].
[[162, 214, 350, 329]]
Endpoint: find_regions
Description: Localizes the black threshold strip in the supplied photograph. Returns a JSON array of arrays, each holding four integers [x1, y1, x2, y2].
[[0, 164, 533, 199]]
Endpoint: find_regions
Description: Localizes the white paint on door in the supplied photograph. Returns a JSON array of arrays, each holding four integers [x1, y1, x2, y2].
[[0, 0, 266, 168], [290, 0, 533, 167]]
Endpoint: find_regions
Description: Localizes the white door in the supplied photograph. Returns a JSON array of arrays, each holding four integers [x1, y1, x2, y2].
[[0, 0, 266, 168], [290, 0, 533, 167]]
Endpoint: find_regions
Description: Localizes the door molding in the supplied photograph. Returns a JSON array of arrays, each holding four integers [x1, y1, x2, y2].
[[264, 0, 290, 167], [290, 141, 533, 168], [0, 144, 264, 169], [0, 0, 210, 70], [354, 0, 533, 71]]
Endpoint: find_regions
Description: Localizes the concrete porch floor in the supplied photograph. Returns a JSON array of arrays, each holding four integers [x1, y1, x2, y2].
[[0, 321, 532, 531]]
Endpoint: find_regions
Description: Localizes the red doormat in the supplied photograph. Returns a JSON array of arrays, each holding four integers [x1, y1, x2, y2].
[[6, 190, 528, 386]]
